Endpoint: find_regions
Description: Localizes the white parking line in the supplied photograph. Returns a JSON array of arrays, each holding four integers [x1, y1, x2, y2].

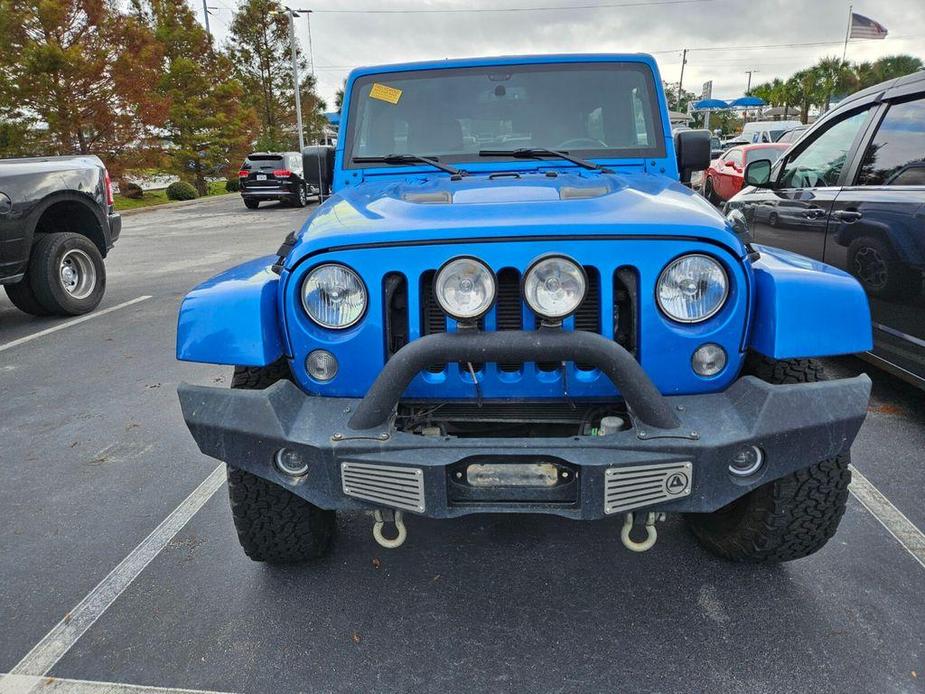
[[0, 296, 152, 354], [6, 465, 226, 683], [850, 464, 925, 570], [0, 674, 235, 694]]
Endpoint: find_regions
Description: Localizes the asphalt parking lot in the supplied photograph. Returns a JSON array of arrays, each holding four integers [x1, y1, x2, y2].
[[1, 193, 923, 694]]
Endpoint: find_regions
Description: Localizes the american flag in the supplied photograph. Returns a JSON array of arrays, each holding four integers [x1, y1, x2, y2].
[[850, 12, 889, 40]]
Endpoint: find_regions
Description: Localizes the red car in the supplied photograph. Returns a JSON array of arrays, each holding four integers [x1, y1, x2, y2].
[[703, 143, 789, 204]]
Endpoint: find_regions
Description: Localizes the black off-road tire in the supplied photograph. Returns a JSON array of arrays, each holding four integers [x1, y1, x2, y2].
[[226, 360, 336, 563], [243, 197, 259, 209], [4, 278, 51, 316], [848, 235, 921, 300], [28, 232, 106, 316], [686, 355, 852, 563]]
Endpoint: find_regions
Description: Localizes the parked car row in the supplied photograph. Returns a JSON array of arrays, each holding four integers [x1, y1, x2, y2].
[[726, 69, 925, 388]]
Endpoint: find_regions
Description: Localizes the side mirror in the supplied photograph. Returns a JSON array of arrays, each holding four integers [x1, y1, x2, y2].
[[744, 159, 773, 187], [674, 129, 711, 184]]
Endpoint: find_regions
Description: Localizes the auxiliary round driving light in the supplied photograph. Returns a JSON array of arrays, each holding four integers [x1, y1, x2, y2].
[[434, 256, 496, 321], [274, 447, 309, 477], [729, 445, 764, 477], [523, 254, 587, 321], [306, 349, 338, 382], [691, 343, 727, 377]]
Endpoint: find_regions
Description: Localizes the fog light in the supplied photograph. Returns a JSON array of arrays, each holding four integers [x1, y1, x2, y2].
[[306, 349, 338, 381], [274, 448, 308, 476], [729, 445, 764, 477], [692, 343, 726, 377]]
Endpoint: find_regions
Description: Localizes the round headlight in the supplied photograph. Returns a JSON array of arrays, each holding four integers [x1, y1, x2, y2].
[[434, 257, 496, 320], [301, 264, 367, 329], [523, 255, 587, 320], [656, 254, 728, 323]]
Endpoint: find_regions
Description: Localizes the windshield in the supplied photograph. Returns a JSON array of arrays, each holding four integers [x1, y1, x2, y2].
[[345, 62, 665, 167]]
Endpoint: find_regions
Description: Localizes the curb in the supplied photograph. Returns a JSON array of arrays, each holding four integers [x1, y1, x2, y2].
[[118, 193, 236, 217]]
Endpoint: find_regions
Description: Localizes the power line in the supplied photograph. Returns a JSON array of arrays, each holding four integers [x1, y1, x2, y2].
[[311, 0, 713, 13]]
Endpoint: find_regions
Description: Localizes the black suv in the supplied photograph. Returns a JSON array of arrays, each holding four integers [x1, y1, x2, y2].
[[238, 152, 315, 209], [727, 70, 925, 388]]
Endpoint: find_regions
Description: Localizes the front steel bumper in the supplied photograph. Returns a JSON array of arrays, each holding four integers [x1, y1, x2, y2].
[[178, 371, 870, 520]]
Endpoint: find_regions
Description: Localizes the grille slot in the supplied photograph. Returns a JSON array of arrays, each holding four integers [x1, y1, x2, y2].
[[341, 462, 426, 512], [574, 266, 600, 370], [420, 270, 446, 372], [614, 267, 639, 356], [603, 462, 692, 514], [384, 273, 408, 359], [495, 268, 523, 372]]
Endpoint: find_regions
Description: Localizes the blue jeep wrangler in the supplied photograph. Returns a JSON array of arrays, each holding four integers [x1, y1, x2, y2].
[[177, 54, 872, 563]]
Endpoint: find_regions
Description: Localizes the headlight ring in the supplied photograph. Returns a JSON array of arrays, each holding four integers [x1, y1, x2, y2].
[[301, 263, 367, 329], [656, 253, 729, 323]]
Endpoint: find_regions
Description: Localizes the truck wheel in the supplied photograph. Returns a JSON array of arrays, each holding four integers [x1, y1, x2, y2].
[[848, 235, 921, 300], [27, 233, 105, 316], [685, 355, 851, 563], [243, 197, 259, 209], [226, 360, 336, 563], [4, 279, 51, 316]]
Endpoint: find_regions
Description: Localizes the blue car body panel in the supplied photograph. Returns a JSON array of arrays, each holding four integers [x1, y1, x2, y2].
[[176, 256, 284, 367], [748, 245, 873, 359]]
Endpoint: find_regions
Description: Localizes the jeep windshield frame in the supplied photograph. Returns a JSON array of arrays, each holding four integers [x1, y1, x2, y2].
[[343, 61, 666, 170]]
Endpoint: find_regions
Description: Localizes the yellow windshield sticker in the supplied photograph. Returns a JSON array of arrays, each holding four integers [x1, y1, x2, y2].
[[369, 83, 402, 105]]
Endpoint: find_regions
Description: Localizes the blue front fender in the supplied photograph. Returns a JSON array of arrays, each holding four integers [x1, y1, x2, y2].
[[748, 245, 872, 359], [176, 256, 285, 367]]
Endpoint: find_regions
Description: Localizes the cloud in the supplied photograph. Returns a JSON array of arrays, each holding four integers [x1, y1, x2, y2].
[[206, 0, 924, 108]]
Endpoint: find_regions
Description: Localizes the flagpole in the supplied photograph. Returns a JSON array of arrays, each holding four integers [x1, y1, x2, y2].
[[842, 3, 853, 62]]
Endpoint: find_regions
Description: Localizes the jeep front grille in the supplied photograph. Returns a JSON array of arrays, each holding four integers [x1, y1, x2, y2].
[[386, 264, 637, 372]]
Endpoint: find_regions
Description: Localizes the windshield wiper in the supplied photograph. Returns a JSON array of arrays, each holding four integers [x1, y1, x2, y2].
[[352, 154, 465, 179], [478, 148, 612, 173]]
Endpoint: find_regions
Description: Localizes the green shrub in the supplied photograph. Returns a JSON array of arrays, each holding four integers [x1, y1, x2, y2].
[[166, 181, 198, 201], [224, 177, 240, 193], [122, 182, 144, 200]]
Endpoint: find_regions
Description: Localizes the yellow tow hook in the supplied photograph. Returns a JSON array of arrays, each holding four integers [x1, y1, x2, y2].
[[372, 509, 407, 549], [621, 511, 665, 552]]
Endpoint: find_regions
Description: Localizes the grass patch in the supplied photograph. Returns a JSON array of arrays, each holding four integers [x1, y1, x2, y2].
[[114, 180, 232, 211]]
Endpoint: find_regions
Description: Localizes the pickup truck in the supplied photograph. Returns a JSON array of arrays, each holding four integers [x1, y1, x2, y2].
[[0, 155, 121, 316], [176, 54, 872, 565]]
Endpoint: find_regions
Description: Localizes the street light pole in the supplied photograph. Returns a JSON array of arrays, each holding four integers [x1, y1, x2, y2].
[[283, 8, 305, 151]]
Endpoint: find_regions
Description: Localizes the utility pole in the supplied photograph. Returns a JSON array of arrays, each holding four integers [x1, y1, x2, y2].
[[272, 6, 306, 150], [677, 49, 688, 108], [743, 69, 759, 124], [202, 0, 211, 37]]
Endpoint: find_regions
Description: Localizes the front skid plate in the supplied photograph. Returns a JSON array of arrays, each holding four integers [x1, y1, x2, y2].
[[177, 374, 870, 520]]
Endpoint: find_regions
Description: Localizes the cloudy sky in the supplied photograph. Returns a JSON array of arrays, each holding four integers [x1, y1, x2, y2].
[[203, 0, 925, 110]]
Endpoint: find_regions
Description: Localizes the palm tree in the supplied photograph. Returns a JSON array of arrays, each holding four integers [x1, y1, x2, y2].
[[814, 57, 855, 113], [793, 69, 820, 124]]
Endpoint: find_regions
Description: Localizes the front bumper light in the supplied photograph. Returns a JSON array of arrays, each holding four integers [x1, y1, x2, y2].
[[656, 254, 728, 323], [301, 264, 367, 328]]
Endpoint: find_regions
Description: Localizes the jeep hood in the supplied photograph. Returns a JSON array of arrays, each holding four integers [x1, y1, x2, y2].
[[285, 171, 744, 267]]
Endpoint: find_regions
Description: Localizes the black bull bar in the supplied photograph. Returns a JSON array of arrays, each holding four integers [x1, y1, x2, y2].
[[348, 330, 681, 430]]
